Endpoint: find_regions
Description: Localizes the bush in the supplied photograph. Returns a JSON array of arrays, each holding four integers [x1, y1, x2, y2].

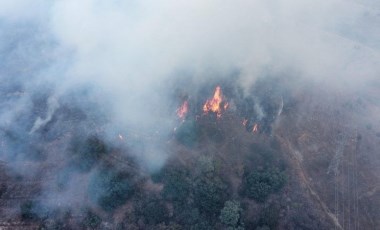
[[20, 200, 38, 220], [88, 168, 133, 212], [174, 207, 200, 226], [243, 169, 286, 202], [151, 165, 191, 204], [139, 197, 169, 225], [194, 176, 229, 216], [70, 136, 108, 172], [82, 211, 101, 229], [190, 220, 214, 230], [175, 120, 199, 148], [255, 226, 270, 230], [162, 168, 191, 203], [258, 204, 280, 229], [198, 156, 216, 174]]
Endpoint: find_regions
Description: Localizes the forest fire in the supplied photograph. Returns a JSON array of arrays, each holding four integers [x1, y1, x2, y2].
[[203, 86, 228, 118], [252, 123, 258, 133], [242, 119, 248, 126], [176, 100, 189, 120]]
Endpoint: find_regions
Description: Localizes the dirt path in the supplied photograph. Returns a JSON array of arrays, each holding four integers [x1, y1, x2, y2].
[[279, 136, 343, 230]]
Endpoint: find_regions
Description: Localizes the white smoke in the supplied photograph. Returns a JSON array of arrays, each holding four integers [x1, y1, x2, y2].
[[29, 96, 59, 134], [0, 0, 379, 169]]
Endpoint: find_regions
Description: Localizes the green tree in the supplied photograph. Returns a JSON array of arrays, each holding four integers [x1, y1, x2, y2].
[[175, 120, 199, 148], [194, 175, 228, 216], [219, 200, 244, 230], [243, 168, 286, 202], [162, 168, 191, 203], [88, 168, 133, 212]]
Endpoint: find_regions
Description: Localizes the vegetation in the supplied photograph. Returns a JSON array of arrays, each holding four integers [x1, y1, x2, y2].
[[161, 168, 191, 203], [175, 120, 199, 148], [20, 200, 38, 220], [194, 175, 229, 216], [258, 204, 281, 229], [219, 200, 244, 229], [88, 167, 134, 212], [70, 136, 108, 172], [12, 103, 291, 229], [242, 168, 286, 202], [15, 132, 290, 229], [137, 196, 169, 225], [82, 210, 102, 229]]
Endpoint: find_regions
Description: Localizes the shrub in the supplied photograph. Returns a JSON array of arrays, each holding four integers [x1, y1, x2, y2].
[[258, 204, 280, 229], [174, 207, 200, 226], [162, 168, 191, 203], [175, 120, 199, 148], [70, 136, 107, 172], [243, 168, 286, 202], [194, 176, 228, 216], [151, 165, 191, 204], [20, 200, 38, 220], [88, 168, 133, 212], [82, 211, 101, 229], [139, 197, 169, 225]]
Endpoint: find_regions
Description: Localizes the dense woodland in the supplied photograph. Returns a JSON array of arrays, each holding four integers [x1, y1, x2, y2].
[[1, 77, 345, 230], [16, 117, 289, 229]]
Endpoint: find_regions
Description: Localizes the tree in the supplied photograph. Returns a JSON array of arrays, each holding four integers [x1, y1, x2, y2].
[[255, 226, 270, 230], [162, 168, 191, 203], [88, 168, 133, 212], [152, 165, 191, 207], [70, 136, 108, 172], [194, 175, 228, 216], [243, 168, 286, 202], [219, 200, 244, 230], [82, 210, 102, 229], [175, 120, 199, 148], [20, 200, 38, 220], [138, 197, 169, 225]]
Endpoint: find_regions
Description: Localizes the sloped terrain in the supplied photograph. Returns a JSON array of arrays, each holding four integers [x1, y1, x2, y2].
[[1, 76, 379, 229]]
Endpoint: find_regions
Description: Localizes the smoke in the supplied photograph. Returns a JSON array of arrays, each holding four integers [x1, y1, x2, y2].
[[0, 0, 379, 218], [30, 96, 59, 134], [46, 0, 380, 96]]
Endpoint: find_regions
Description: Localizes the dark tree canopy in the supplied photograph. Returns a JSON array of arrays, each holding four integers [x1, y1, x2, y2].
[[243, 168, 286, 202]]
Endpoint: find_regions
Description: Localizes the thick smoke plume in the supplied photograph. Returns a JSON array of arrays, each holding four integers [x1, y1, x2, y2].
[[0, 0, 379, 222]]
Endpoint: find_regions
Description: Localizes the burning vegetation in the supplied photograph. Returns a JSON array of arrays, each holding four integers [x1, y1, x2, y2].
[[1, 76, 379, 230], [2, 0, 380, 229], [176, 100, 189, 120], [202, 86, 229, 119]]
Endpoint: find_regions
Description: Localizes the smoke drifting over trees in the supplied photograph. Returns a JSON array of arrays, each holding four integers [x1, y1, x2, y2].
[[0, 0, 379, 229]]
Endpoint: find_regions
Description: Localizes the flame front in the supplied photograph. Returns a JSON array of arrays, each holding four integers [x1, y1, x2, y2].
[[252, 123, 258, 133], [203, 86, 228, 118], [177, 100, 189, 120]]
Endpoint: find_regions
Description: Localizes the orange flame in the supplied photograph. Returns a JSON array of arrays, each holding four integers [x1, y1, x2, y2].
[[177, 100, 189, 120], [252, 123, 258, 133], [203, 86, 228, 118]]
